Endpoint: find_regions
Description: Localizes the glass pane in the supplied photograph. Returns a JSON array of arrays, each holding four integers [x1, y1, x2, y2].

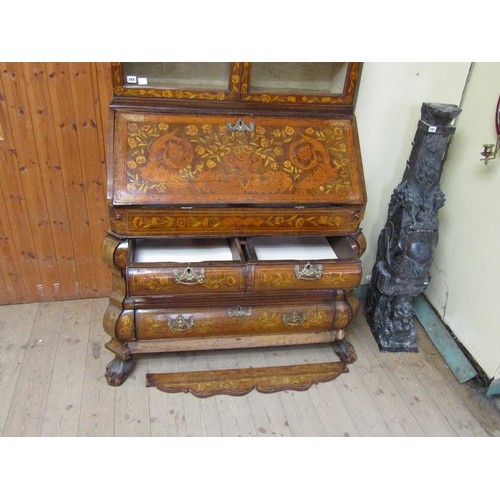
[[122, 62, 230, 91], [250, 62, 348, 95]]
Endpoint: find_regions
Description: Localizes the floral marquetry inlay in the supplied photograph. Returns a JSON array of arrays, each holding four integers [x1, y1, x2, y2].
[[112, 113, 364, 206], [129, 268, 246, 296], [254, 266, 361, 292], [108, 207, 363, 236], [146, 362, 348, 397]]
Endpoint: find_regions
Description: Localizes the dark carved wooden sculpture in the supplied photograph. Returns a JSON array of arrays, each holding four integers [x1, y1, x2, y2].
[[365, 102, 461, 352]]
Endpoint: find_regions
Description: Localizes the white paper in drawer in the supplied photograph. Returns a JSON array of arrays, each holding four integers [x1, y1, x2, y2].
[[252, 237, 337, 261], [134, 239, 234, 263]]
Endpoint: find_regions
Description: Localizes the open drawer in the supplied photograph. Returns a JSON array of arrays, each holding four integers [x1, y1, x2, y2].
[[127, 238, 247, 296], [126, 235, 362, 298], [242, 236, 362, 292]]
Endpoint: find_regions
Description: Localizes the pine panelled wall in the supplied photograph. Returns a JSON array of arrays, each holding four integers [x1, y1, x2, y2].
[[0, 62, 113, 304]]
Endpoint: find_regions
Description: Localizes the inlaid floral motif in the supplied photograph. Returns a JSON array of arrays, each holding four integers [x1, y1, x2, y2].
[[138, 306, 333, 339], [116, 312, 134, 342], [257, 308, 330, 330], [147, 362, 347, 397], [117, 210, 359, 236], [132, 271, 243, 295], [255, 269, 359, 290], [122, 117, 354, 204]]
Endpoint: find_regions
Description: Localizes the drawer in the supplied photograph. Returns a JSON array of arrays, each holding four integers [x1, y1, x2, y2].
[[108, 205, 364, 238], [135, 302, 335, 340], [127, 235, 361, 297], [242, 236, 362, 292], [127, 237, 246, 297]]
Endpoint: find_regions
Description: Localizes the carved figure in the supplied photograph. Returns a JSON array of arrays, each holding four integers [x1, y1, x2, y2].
[[365, 102, 461, 352]]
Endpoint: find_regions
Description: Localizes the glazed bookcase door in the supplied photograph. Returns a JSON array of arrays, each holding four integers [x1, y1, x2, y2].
[[240, 62, 361, 107], [112, 62, 242, 101], [111, 62, 362, 109]]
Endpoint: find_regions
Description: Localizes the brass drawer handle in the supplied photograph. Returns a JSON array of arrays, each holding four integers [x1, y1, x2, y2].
[[227, 305, 253, 317], [282, 310, 306, 327], [168, 314, 194, 332], [226, 118, 255, 133], [173, 266, 205, 285], [294, 262, 323, 280]]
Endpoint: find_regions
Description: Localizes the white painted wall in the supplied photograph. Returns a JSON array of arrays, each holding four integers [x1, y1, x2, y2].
[[355, 62, 500, 380], [355, 62, 471, 278], [424, 63, 500, 379]]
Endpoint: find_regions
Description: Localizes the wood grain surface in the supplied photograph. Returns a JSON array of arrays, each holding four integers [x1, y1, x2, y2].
[[0, 62, 113, 303]]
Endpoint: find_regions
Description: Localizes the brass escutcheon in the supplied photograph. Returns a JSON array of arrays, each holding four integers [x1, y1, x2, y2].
[[282, 310, 307, 327], [294, 261, 323, 280], [167, 314, 194, 332], [173, 266, 205, 285], [226, 118, 255, 132], [227, 305, 253, 317]]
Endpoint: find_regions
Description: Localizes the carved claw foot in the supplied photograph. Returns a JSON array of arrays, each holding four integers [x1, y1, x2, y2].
[[105, 356, 135, 386], [333, 338, 357, 364]]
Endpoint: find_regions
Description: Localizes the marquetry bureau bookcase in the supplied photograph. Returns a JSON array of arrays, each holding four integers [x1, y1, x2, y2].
[[102, 62, 367, 396]]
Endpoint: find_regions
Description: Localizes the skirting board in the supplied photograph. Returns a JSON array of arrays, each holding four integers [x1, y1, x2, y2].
[[486, 378, 500, 398], [412, 295, 478, 384], [356, 285, 478, 385]]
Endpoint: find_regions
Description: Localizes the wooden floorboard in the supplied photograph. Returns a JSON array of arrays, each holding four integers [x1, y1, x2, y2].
[[41, 299, 93, 436], [1, 297, 499, 437], [78, 298, 116, 437], [0, 302, 39, 435], [3, 302, 63, 436], [114, 357, 151, 437], [348, 321, 425, 436], [148, 352, 187, 437]]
